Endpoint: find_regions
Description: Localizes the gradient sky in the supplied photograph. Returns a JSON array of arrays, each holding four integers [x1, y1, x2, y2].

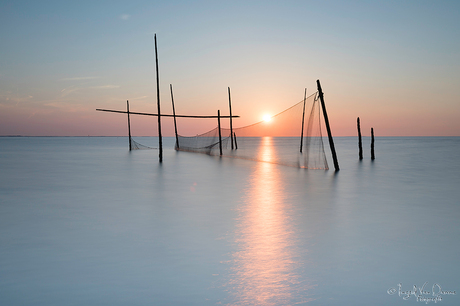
[[1, 0, 459, 136]]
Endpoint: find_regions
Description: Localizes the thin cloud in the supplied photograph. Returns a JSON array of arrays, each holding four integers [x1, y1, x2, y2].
[[60, 84, 119, 97], [131, 96, 148, 100], [60, 76, 100, 81], [61, 85, 80, 97], [120, 14, 131, 21], [1, 94, 35, 105], [44, 101, 88, 112], [90, 85, 120, 89]]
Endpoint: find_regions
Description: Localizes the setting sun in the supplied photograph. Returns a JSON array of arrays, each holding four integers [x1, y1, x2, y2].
[[263, 114, 272, 122]]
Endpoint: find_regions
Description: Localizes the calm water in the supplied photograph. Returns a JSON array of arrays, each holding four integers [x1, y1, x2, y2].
[[1, 136, 459, 305]]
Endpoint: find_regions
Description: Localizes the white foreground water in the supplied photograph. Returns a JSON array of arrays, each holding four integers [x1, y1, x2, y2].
[[0, 136, 459, 305]]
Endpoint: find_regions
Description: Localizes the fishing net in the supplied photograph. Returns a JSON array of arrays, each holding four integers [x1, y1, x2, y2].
[[126, 100, 158, 150], [175, 127, 231, 154], [130, 137, 156, 150], [176, 92, 329, 169]]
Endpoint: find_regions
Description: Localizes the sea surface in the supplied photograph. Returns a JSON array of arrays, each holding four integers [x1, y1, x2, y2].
[[1, 136, 459, 305]]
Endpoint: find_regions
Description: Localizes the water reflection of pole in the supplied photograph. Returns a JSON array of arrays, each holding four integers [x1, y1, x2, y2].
[[300, 88, 307, 153], [317, 80, 339, 171]]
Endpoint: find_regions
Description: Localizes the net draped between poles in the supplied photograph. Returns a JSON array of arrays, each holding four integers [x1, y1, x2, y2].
[[176, 92, 329, 169], [130, 137, 157, 150]]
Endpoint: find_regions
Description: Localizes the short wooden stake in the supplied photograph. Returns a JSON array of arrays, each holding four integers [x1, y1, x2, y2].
[[357, 117, 363, 160], [300, 88, 307, 153], [170, 84, 179, 149], [218, 110, 223, 156], [228, 87, 234, 150], [127, 100, 132, 151], [371, 127, 375, 160]]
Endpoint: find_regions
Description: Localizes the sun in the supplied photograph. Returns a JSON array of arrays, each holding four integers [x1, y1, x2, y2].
[[263, 114, 272, 122]]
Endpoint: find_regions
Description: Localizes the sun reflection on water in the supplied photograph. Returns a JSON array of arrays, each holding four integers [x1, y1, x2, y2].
[[226, 137, 314, 305]]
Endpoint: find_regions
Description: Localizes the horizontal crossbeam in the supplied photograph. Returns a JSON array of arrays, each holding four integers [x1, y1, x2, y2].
[[96, 108, 239, 118]]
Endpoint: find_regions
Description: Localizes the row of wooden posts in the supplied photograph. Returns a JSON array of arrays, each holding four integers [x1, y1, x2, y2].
[[97, 34, 341, 171], [124, 79, 340, 170], [153, 34, 340, 170], [154, 34, 341, 170], [357, 117, 375, 160]]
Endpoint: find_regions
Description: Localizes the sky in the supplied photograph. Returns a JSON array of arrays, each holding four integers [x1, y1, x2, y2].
[[1, 0, 459, 136]]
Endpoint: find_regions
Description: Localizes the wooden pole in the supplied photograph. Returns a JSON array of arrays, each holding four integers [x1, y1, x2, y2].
[[218, 110, 223, 156], [233, 132, 238, 150], [357, 117, 363, 160], [300, 88, 307, 153], [127, 100, 132, 151], [228, 87, 234, 150], [154, 33, 163, 163], [371, 127, 375, 160], [317, 80, 339, 171], [170, 84, 179, 149]]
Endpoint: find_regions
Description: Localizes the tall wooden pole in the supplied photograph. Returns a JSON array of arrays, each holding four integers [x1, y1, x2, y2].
[[154, 34, 163, 162], [317, 80, 339, 171], [300, 88, 307, 153], [228, 87, 234, 150], [371, 127, 375, 160], [233, 132, 238, 149], [357, 117, 363, 160], [170, 84, 179, 149], [127, 100, 132, 151], [218, 110, 223, 156]]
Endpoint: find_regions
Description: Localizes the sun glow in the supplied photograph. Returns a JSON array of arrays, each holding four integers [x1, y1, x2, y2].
[[263, 114, 272, 122]]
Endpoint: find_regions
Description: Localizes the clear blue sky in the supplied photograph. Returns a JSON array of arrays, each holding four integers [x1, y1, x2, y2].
[[1, 0, 459, 136]]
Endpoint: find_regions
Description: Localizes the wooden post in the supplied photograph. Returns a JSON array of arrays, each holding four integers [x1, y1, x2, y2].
[[317, 80, 339, 171], [300, 88, 307, 153], [170, 84, 179, 149], [218, 110, 223, 156], [371, 127, 375, 160], [127, 100, 132, 151], [228, 87, 234, 150], [154, 33, 163, 163], [357, 117, 363, 160], [233, 132, 238, 149]]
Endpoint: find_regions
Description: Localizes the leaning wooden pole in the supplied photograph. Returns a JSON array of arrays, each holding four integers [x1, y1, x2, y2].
[[233, 132, 238, 150], [154, 34, 163, 163], [218, 110, 223, 156], [228, 87, 234, 150], [127, 100, 132, 151], [317, 80, 339, 171], [170, 84, 179, 150], [300, 88, 307, 153], [371, 127, 375, 160], [357, 117, 363, 160]]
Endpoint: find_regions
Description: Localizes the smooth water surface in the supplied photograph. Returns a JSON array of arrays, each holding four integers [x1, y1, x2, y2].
[[1, 136, 459, 305]]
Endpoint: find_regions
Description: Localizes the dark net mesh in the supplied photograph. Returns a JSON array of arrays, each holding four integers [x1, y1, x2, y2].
[[130, 137, 156, 150], [176, 92, 328, 169], [176, 127, 231, 154]]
